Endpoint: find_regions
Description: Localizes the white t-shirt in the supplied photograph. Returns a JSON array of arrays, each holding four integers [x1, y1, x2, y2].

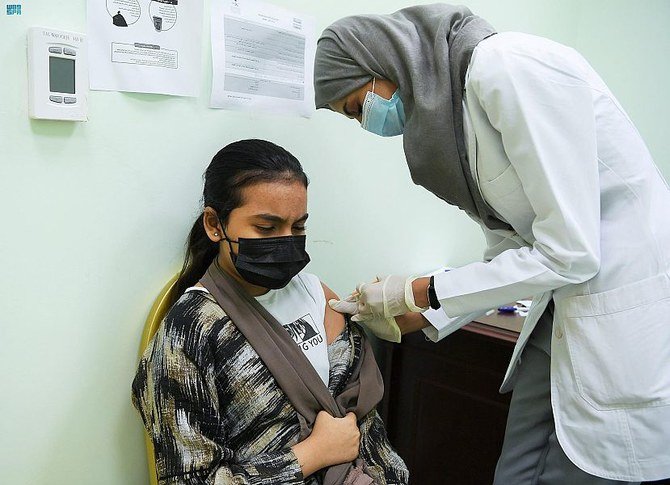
[[188, 273, 330, 386], [254, 272, 329, 386]]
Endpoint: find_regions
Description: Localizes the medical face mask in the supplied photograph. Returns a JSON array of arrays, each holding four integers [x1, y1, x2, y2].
[[361, 78, 405, 137], [221, 229, 310, 289]]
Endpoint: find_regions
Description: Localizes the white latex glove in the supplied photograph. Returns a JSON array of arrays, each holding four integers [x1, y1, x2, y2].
[[360, 314, 402, 343], [328, 296, 402, 343], [327, 294, 358, 315], [352, 275, 427, 321]]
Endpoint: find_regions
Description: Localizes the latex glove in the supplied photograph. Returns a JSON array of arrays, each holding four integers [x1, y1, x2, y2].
[[328, 293, 402, 343], [359, 314, 402, 343], [328, 296, 402, 343], [328, 294, 358, 315], [353, 275, 427, 322]]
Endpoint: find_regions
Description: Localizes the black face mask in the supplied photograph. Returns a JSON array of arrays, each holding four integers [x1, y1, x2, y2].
[[222, 229, 310, 290]]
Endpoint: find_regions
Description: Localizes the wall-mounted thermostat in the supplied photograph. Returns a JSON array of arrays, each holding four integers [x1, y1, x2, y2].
[[27, 27, 88, 121]]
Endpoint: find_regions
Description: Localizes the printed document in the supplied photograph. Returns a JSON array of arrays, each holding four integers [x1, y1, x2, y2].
[[88, 0, 203, 96], [210, 0, 316, 117]]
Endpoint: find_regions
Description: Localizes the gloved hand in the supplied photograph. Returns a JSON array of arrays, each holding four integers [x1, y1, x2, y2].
[[360, 315, 402, 343], [329, 275, 427, 322], [328, 295, 402, 343], [327, 294, 359, 315]]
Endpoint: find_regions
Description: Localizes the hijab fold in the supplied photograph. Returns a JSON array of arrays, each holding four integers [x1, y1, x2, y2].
[[315, 4, 510, 230], [200, 261, 384, 484]]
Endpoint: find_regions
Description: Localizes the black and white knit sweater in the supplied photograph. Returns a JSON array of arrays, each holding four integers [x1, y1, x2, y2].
[[132, 289, 409, 484]]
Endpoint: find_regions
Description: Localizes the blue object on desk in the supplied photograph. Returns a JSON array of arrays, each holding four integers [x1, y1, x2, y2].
[[498, 305, 517, 314]]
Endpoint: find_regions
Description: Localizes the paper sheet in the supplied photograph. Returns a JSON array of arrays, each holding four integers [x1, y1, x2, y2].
[[210, 0, 316, 117], [88, 0, 203, 96]]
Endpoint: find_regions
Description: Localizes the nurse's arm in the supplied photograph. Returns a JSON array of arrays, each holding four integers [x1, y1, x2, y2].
[[395, 312, 431, 335], [427, 43, 601, 318]]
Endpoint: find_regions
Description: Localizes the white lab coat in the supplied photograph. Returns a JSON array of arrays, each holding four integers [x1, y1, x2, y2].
[[426, 32, 670, 481]]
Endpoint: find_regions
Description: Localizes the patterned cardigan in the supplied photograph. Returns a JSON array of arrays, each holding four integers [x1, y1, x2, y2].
[[132, 289, 409, 484]]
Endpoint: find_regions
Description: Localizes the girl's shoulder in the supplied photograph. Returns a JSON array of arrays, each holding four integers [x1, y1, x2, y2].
[[157, 289, 239, 355], [168, 288, 228, 328], [293, 271, 323, 297]]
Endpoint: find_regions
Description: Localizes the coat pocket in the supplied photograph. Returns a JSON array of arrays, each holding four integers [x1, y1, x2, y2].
[[561, 272, 670, 410], [479, 162, 523, 200]]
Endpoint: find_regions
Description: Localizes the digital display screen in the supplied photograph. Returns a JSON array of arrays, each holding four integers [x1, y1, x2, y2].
[[49, 56, 75, 94]]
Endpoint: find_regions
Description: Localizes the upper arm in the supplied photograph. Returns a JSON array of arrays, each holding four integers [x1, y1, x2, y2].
[[133, 320, 304, 484], [321, 282, 346, 344], [470, 41, 601, 279], [133, 323, 227, 481]]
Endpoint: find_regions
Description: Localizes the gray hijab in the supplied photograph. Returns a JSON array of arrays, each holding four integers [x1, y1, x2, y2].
[[314, 3, 510, 230]]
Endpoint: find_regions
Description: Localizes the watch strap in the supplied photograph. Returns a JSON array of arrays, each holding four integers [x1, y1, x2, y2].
[[428, 275, 441, 310]]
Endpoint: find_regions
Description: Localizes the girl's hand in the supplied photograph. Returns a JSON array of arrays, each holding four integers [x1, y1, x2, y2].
[[311, 411, 361, 465], [292, 411, 360, 476]]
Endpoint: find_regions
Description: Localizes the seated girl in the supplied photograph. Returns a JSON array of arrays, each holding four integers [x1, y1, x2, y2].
[[132, 139, 409, 484]]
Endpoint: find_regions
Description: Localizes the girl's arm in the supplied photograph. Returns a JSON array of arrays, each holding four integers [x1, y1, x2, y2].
[[132, 323, 304, 484], [322, 282, 346, 344]]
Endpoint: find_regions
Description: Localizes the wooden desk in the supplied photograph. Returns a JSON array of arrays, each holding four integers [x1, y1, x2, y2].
[[460, 310, 524, 342], [377, 311, 524, 485], [377, 312, 670, 485]]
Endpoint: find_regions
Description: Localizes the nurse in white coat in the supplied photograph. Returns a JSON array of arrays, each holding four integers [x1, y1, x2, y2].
[[314, 4, 670, 484]]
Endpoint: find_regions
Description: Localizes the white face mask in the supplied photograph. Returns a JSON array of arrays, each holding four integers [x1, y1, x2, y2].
[[361, 78, 406, 137]]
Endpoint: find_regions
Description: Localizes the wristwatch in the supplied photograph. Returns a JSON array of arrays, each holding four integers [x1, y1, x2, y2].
[[427, 275, 441, 310]]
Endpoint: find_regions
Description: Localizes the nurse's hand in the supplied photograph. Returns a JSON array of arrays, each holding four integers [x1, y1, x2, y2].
[[328, 295, 402, 342], [357, 313, 431, 342], [327, 293, 359, 315], [362, 315, 403, 342], [345, 275, 428, 321]]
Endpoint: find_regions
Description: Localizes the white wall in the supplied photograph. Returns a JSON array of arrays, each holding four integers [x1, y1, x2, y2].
[[0, 1, 667, 484]]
